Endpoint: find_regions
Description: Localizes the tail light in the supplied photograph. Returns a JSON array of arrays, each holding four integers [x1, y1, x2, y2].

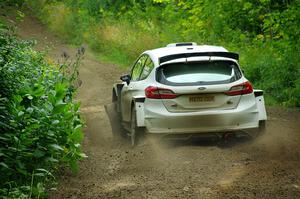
[[225, 81, 253, 96], [145, 86, 178, 99]]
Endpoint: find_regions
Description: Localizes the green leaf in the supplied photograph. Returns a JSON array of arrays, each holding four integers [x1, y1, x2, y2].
[[74, 102, 81, 112], [18, 111, 24, 117], [78, 153, 88, 158], [16, 166, 28, 176], [34, 172, 46, 177], [49, 144, 64, 151], [55, 83, 67, 100], [69, 125, 83, 142], [0, 162, 10, 170], [33, 85, 45, 97], [0, 135, 9, 141], [25, 94, 33, 100], [48, 92, 57, 105], [45, 157, 59, 163], [26, 107, 34, 114], [13, 95, 23, 103], [0, 121, 11, 130], [69, 160, 78, 173], [36, 168, 55, 178], [33, 149, 45, 158], [51, 120, 60, 125], [53, 100, 67, 114]]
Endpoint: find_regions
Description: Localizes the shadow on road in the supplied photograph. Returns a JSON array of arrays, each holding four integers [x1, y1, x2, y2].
[[165, 136, 251, 148]]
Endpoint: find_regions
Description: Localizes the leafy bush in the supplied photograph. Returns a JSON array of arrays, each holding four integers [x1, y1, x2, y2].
[[0, 21, 85, 198]]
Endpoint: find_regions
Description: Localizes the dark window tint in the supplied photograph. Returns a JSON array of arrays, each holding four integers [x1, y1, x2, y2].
[[157, 61, 242, 86]]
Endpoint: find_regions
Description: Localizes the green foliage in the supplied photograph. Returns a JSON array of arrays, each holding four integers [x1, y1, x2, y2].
[[26, 0, 300, 106], [0, 0, 25, 7], [0, 22, 85, 198]]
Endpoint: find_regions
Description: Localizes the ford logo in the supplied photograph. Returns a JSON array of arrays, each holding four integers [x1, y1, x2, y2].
[[198, 87, 207, 90]]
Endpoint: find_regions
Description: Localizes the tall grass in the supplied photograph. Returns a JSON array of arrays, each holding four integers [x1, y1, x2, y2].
[[31, 2, 159, 66], [84, 20, 160, 65]]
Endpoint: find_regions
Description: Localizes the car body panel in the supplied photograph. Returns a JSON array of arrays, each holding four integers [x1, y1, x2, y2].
[[156, 80, 244, 112], [134, 99, 145, 127], [161, 93, 241, 112], [143, 93, 259, 133], [254, 90, 267, 121], [120, 80, 146, 122], [112, 43, 267, 136]]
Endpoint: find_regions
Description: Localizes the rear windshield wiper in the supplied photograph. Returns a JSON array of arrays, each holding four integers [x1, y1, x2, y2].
[[196, 81, 209, 85]]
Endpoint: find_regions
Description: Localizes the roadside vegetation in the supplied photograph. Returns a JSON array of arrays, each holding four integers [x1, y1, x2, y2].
[[22, 0, 300, 107], [0, 15, 85, 198]]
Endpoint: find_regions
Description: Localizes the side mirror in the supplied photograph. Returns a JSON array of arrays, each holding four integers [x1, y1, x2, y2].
[[120, 74, 131, 85]]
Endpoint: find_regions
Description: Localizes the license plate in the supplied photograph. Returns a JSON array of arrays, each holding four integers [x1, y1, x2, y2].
[[189, 95, 215, 102]]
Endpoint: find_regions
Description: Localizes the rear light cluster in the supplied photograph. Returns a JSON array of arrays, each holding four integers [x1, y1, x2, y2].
[[145, 86, 178, 99], [145, 81, 253, 99], [225, 81, 253, 96]]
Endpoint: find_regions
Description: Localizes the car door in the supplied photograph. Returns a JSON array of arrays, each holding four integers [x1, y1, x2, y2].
[[121, 55, 148, 122]]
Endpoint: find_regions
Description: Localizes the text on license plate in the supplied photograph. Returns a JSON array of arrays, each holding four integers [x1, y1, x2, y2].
[[189, 95, 215, 102]]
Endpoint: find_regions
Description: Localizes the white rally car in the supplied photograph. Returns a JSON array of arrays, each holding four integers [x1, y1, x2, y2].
[[112, 42, 267, 146]]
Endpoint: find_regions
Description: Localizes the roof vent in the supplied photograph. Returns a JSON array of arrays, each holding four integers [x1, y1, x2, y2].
[[167, 42, 197, 47]]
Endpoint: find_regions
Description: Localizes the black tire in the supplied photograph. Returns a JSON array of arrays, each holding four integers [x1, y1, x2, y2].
[[258, 120, 266, 135], [250, 120, 266, 139], [105, 100, 127, 138]]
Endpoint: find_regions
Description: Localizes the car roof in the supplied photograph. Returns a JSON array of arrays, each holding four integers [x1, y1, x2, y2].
[[145, 45, 228, 60]]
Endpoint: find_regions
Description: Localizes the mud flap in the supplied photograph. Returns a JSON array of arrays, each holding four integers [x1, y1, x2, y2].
[[133, 97, 145, 127], [254, 89, 267, 121], [104, 103, 127, 138], [113, 83, 124, 113]]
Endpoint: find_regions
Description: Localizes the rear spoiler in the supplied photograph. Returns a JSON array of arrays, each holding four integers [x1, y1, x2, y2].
[[159, 52, 239, 64]]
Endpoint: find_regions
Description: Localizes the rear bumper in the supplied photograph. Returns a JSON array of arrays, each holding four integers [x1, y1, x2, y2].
[[144, 95, 259, 134]]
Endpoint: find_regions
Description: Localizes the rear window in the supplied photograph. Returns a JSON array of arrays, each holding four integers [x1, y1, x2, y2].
[[156, 61, 242, 86]]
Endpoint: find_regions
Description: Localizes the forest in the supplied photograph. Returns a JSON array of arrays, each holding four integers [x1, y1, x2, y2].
[[25, 0, 300, 106], [0, 0, 300, 198]]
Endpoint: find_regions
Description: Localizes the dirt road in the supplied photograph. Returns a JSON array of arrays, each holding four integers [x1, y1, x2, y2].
[[16, 14, 300, 199]]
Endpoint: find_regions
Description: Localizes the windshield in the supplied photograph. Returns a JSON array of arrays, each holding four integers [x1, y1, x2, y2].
[[156, 61, 242, 86]]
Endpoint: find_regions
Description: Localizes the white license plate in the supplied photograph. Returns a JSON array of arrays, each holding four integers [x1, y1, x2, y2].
[[189, 95, 215, 103]]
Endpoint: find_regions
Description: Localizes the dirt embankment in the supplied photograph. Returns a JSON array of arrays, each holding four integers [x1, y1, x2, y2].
[[16, 14, 300, 199]]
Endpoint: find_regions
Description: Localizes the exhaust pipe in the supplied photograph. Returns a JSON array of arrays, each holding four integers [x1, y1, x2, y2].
[[222, 132, 235, 141]]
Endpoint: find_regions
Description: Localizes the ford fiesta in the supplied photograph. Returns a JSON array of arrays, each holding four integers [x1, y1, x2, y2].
[[112, 42, 267, 146]]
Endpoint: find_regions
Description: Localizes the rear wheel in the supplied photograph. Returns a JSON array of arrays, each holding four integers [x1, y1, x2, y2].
[[250, 120, 266, 138], [130, 106, 142, 147], [258, 120, 266, 135]]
